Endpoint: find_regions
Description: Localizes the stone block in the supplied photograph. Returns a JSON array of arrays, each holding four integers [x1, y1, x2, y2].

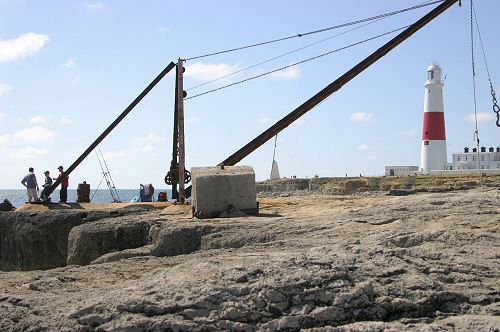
[[191, 166, 258, 218]]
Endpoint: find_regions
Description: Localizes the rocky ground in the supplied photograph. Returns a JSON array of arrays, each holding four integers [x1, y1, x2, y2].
[[0, 183, 499, 331]]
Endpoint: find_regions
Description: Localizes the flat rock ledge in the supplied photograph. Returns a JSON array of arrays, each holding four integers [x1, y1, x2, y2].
[[0, 188, 498, 331]]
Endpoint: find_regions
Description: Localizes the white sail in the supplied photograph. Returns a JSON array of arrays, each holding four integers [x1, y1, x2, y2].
[[270, 160, 280, 180]]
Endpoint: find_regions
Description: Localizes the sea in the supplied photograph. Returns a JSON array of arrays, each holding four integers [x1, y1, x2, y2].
[[0, 189, 173, 208]]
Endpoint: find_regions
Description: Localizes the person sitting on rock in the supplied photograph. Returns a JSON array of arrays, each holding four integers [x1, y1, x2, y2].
[[43, 170, 53, 188]]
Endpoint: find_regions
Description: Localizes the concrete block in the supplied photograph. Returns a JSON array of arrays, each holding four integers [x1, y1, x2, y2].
[[191, 166, 258, 218]]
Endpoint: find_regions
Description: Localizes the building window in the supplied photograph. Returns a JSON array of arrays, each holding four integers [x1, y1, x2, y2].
[[481, 156, 485, 161], [465, 156, 468, 161], [457, 156, 460, 161], [472, 156, 476, 161], [424, 140, 429, 146]]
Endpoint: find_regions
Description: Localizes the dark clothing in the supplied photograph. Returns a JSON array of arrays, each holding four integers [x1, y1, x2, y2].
[[60, 187, 68, 203], [43, 175, 53, 187]]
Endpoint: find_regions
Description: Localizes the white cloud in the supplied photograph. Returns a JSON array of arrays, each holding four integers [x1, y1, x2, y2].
[[0, 82, 13, 97], [0, 112, 5, 122], [59, 116, 72, 125], [350, 112, 374, 122], [131, 132, 166, 154], [29, 115, 50, 124], [0, 32, 49, 63], [465, 112, 495, 123], [0, 134, 11, 145], [13, 126, 54, 141], [62, 57, 77, 69], [141, 145, 154, 152], [357, 144, 369, 150], [81, 2, 106, 11], [186, 116, 200, 124], [259, 117, 272, 124], [141, 132, 166, 143], [71, 76, 81, 84], [103, 151, 127, 160], [8, 146, 49, 158], [397, 129, 418, 137], [270, 65, 301, 79], [185, 62, 240, 82]]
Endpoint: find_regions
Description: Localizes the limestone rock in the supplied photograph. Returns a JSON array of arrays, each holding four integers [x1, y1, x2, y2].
[[67, 218, 153, 265], [0, 188, 498, 331], [0, 209, 151, 271], [150, 224, 217, 257]]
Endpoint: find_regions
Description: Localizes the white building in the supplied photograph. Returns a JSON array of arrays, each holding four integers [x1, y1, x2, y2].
[[447, 146, 500, 170], [385, 166, 419, 176]]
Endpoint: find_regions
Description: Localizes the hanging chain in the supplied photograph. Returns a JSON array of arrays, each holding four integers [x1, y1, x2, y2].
[[471, 0, 499, 127], [490, 82, 500, 127]]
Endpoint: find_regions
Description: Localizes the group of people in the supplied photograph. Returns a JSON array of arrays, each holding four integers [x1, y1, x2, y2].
[[20, 166, 69, 203]]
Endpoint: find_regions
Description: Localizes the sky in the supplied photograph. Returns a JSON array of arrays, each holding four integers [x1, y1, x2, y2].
[[1, 0, 499, 189]]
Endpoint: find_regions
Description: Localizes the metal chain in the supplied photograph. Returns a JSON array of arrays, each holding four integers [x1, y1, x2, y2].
[[472, 1, 499, 128], [491, 83, 500, 127]]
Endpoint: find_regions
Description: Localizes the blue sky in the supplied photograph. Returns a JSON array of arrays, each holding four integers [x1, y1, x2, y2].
[[1, 0, 499, 189]]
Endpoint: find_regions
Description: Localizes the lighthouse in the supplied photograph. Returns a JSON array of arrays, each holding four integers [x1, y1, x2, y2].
[[420, 63, 447, 173]]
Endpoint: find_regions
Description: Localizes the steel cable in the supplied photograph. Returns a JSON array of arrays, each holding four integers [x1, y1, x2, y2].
[[186, 18, 386, 92], [185, 25, 409, 101], [184, 0, 445, 61]]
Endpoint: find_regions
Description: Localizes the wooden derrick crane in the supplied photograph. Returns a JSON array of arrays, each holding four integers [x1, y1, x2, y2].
[[41, 0, 460, 201]]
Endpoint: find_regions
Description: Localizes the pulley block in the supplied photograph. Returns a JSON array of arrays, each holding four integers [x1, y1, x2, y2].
[[165, 168, 191, 185]]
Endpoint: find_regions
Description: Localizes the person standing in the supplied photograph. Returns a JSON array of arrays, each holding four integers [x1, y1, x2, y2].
[[21, 167, 39, 203], [54, 166, 69, 203]]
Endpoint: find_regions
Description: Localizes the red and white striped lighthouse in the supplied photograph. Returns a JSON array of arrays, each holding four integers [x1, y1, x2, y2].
[[420, 63, 447, 173]]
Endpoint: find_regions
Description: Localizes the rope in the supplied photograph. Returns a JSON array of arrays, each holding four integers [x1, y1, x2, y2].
[[470, 0, 481, 172], [472, 2, 491, 81], [272, 134, 278, 164], [185, 0, 445, 61], [185, 25, 409, 101]]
